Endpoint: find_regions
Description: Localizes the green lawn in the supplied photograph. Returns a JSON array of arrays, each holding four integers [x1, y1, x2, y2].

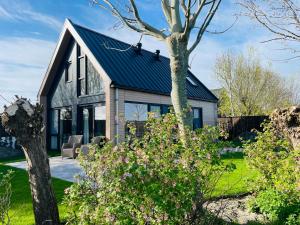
[[212, 152, 258, 198], [0, 152, 257, 225], [0, 155, 71, 225]]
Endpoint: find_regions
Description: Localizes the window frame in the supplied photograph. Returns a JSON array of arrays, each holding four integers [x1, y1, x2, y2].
[[148, 104, 162, 118], [65, 60, 72, 82], [77, 46, 87, 96], [192, 107, 203, 130], [125, 102, 149, 122]]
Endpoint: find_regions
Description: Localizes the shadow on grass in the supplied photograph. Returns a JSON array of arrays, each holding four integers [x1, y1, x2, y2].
[[0, 150, 61, 164], [221, 152, 245, 160]]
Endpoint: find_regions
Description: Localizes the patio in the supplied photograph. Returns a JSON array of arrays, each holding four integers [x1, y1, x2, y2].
[[7, 156, 83, 182]]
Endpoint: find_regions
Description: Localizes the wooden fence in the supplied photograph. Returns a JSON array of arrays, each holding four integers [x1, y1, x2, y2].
[[218, 116, 269, 139]]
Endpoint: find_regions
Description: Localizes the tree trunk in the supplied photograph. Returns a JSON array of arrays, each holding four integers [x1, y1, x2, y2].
[[167, 34, 193, 144], [1, 98, 60, 225], [24, 136, 60, 225]]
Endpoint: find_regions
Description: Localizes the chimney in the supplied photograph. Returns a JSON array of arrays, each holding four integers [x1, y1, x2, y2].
[[135, 42, 142, 54], [155, 50, 160, 60]]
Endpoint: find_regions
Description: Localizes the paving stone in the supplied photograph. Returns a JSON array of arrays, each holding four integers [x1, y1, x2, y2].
[[7, 156, 83, 182]]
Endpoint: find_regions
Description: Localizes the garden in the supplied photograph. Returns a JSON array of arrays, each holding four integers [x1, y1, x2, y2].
[[1, 110, 299, 225]]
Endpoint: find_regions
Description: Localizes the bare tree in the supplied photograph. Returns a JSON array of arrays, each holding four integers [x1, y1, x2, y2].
[[215, 49, 294, 116], [240, 0, 300, 59], [92, 0, 222, 143], [1, 98, 60, 225]]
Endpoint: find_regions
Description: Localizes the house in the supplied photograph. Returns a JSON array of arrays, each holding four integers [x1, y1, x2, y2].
[[38, 19, 218, 150]]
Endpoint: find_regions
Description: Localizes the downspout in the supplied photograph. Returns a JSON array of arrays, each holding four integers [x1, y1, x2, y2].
[[115, 88, 119, 144]]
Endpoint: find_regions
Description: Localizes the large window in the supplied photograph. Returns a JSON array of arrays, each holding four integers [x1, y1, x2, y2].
[[77, 45, 104, 96], [193, 108, 203, 130], [78, 104, 106, 144], [50, 110, 59, 150], [125, 103, 148, 121], [50, 108, 73, 150], [78, 55, 86, 96], [60, 108, 72, 144], [94, 105, 106, 136], [125, 102, 171, 121]]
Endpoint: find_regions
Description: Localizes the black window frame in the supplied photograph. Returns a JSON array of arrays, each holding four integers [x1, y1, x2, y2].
[[77, 45, 87, 96], [65, 60, 72, 82], [148, 104, 162, 118], [192, 107, 203, 130]]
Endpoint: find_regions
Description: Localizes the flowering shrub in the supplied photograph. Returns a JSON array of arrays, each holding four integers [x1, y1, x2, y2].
[[0, 170, 14, 225], [244, 122, 300, 223], [64, 113, 231, 224]]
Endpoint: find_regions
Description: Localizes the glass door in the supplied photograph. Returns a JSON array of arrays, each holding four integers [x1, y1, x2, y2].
[[78, 106, 93, 144], [60, 108, 72, 146], [193, 108, 203, 130], [50, 109, 59, 150]]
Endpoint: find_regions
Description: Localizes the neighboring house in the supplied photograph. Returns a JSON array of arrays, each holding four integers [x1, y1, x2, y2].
[[38, 19, 218, 150]]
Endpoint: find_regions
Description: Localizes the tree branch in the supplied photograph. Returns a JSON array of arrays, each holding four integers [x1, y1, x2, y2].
[[93, 0, 167, 40], [239, 0, 300, 43], [161, 0, 172, 28], [170, 0, 183, 32], [188, 0, 222, 54], [129, 0, 168, 39]]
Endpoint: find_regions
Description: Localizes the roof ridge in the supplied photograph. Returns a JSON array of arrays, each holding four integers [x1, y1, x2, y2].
[[71, 22, 171, 60]]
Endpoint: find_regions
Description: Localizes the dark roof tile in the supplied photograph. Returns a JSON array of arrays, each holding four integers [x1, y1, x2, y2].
[[73, 23, 218, 102]]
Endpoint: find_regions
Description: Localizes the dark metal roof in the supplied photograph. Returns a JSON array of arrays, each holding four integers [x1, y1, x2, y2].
[[72, 23, 218, 102]]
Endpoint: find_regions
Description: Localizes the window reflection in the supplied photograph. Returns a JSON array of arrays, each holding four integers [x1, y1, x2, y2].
[[149, 105, 161, 118], [125, 103, 148, 121]]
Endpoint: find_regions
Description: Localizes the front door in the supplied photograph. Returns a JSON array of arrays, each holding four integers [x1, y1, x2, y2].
[[193, 108, 203, 130]]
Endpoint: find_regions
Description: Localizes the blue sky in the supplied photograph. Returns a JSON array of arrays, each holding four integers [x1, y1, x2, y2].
[[0, 0, 299, 110]]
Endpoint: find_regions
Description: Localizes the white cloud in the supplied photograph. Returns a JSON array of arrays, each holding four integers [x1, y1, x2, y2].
[[0, 0, 62, 30], [0, 5, 14, 19], [0, 37, 55, 112]]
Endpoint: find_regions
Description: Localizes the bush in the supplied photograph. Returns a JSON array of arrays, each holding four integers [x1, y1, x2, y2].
[[0, 170, 14, 225], [64, 113, 232, 224], [244, 122, 300, 223], [248, 188, 300, 222]]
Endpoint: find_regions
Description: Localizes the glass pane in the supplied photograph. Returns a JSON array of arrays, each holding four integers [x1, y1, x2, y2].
[[125, 103, 148, 121], [95, 105, 106, 120], [79, 57, 85, 78], [65, 62, 72, 82], [50, 136, 58, 150], [50, 110, 59, 134], [193, 109, 199, 119], [94, 105, 106, 136], [83, 108, 89, 144], [79, 46, 84, 57], [80, 79, 86, 96], [60, 108, 72, 144], [149, 105, 161, 118], [162, 105, 170, 115]]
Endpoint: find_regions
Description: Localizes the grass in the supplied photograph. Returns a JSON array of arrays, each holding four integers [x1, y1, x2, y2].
[[0, 150, 61, 164], [212, 152, 259, 198], [0, 154, 71, 225], [0, 151, 258, 224]]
